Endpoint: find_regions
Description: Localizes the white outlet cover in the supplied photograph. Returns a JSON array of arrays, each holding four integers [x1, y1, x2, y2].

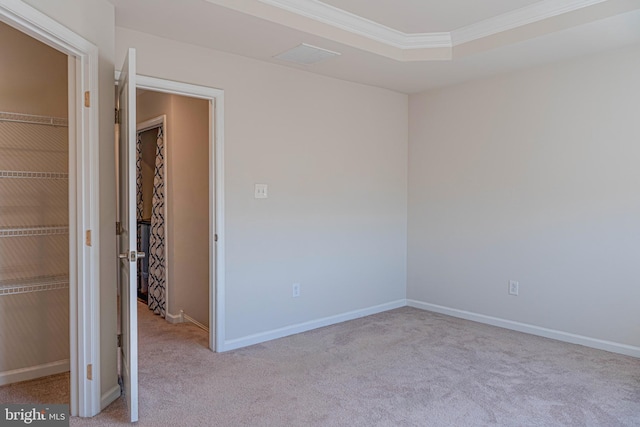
[[255, 184, 268, 199]]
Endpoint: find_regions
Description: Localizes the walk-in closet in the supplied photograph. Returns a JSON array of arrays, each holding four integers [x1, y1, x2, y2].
[[0, 21, 70, 392]]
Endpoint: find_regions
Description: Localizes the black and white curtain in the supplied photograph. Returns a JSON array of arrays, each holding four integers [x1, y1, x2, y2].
[[148, 127, 166, 316], [136, 133, 143, 262], [136, 126, 166, 317]]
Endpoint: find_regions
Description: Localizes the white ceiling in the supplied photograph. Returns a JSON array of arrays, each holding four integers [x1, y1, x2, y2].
[[109, 0, 640, 93]]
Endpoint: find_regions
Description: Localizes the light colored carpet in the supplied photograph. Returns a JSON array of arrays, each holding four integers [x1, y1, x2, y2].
[[0, 371, 69, 405], [7, 301, 640, 426]]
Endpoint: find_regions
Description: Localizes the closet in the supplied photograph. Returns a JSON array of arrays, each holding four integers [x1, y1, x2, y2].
[[0, 112, 69, 384], [0, 21, 70, 387]]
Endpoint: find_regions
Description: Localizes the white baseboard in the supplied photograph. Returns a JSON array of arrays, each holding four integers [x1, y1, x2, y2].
[[182, 312, 209, 332], [0, 359, 70, 386], [100, 384, 121, 410], [221, 299, 407, 352], [166, 310, 209, 332], [165, 311, 183, 324], [407, 299, 640, 358]]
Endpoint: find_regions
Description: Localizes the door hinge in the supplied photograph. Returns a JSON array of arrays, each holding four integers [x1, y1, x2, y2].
[[117, 333, 122, 348], [85, 230, 92, 246], [214, 234, 218, 242], [87, 364, 93, 380], [84, 91, 91, 108], [115, 108, 120, 124], [116, 221, 122, 235]]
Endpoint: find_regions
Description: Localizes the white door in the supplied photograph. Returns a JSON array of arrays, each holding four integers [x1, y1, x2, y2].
[[117, 47, 140, 423]]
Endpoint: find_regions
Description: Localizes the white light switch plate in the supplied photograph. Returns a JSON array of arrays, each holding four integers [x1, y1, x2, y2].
[[509, 280, 519, 296], [255, 184, 268, 199]]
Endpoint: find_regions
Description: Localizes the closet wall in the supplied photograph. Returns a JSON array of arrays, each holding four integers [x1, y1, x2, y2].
[[0, 22, 69, 384], [137, 90, 210, 327]]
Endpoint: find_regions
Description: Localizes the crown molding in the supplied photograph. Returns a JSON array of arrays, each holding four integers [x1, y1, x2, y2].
[[451, 0, 608, 45], [258, 0, 608, 49], [258, 0, 452, 49], [402, 32, 452, 49]]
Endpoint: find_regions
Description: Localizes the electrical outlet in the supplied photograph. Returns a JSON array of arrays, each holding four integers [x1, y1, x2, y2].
[[254, 184, 268, 199], [292, 283, 300, 298], [509, 280, 519, 296]]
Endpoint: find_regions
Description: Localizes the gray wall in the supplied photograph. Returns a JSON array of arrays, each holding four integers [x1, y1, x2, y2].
[[117, 27, 409, 343], [408, 44, 640, 348]]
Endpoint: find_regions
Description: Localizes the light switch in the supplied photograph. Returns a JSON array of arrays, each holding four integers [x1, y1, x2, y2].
[[254, 184, 268, 199]]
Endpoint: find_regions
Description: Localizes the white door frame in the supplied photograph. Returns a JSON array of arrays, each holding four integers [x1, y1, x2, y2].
[[0, 0, 101, 418], [134, 74, 225, 352]]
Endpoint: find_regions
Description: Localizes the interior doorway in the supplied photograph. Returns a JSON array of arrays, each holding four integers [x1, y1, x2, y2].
[[132, 74, 225, 353], [0, 2, 101, 417], [0, 21, 70, 397], [114, 50, 224, 421], [135, 90, 211, 334]]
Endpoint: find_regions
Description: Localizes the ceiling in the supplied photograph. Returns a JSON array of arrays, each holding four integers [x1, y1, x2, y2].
[[109, 0, 640, 93]]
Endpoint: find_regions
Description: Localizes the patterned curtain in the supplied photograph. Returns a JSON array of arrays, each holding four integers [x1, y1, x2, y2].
[[147, 126, 166, 317], [135, 133, 143, 224], [135, 133, 143, 279]]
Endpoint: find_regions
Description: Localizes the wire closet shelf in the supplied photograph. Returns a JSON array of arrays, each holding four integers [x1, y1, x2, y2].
[[0, 110, 70, 297]]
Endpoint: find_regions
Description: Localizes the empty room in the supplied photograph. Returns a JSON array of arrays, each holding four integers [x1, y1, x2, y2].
[[0, 0, 639, 425]]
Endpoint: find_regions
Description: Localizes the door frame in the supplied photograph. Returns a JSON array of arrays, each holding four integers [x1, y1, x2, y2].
[[133, 74, 225, 351], [0, 0, 101, 418]]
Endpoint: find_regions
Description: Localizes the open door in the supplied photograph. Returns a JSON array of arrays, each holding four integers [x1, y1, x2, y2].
[[117, 47, 140, 423]]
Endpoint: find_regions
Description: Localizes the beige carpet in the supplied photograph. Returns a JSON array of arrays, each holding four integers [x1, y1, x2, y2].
[[4, 302, 639, 426], [0, 371, 69, 405]]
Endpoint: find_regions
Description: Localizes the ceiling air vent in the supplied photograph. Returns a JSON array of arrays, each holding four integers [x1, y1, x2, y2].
[[274, 43, 341, 65]]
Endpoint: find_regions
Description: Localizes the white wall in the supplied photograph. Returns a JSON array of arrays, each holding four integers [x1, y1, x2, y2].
[[22, 0, 118, 404], [117, 27, 408, 343], [408, 44, 640, 349]]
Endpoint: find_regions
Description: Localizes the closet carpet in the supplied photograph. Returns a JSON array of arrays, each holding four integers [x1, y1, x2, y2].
[[0, 371, 69, 405], [4, 301, 639, 426]]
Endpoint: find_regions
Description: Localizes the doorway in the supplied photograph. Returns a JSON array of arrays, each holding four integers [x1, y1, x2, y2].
[[0, 2, 101, 417], [115, 63, 225, 420], [0, 21, 70, 397], [135, 90, 210, 333], [131, 74, 225, 353]]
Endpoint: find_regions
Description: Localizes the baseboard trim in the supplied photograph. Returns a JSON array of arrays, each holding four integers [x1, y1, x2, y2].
[[100, 384, 121, 410], [221, 299, 407, 352], [182, 312, 209, 332], [0, 359, 70, 386], [407, 299, 640, 358], [165, 311, 183, 324]]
